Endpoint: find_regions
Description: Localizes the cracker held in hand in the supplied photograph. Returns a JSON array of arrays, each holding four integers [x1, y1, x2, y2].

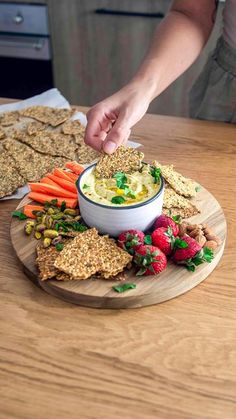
[[20, 106, 73, 127], [95, 146, 144, 178], [163, 185, 200, 218], [153, 161, 197, 198]]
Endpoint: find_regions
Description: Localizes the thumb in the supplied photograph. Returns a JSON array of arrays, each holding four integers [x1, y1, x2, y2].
[[102, 112, 131, 154]]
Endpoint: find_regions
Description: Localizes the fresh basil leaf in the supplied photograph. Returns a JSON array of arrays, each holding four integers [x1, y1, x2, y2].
[[111, 196, 126, 205], [113, 283, 137, 292], [12, 210, 27, 220]]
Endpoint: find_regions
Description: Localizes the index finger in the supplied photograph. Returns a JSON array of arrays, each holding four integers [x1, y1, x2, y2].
[[84, 110, 104, 151]]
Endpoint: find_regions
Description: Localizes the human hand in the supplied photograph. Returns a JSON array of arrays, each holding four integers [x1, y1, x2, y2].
[[84, 82, 153, 154]]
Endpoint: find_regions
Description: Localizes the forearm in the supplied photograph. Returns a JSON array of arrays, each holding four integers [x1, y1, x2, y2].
[[130, 4, 215, 100]]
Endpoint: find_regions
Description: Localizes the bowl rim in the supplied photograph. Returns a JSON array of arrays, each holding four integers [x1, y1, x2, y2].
[[76, 163, 165, 211]]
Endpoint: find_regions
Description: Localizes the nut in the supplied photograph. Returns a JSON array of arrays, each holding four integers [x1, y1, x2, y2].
[[195, 234, 207, 247], [35, 223, 46, 232], [52, 236, 63, 245], [51, 212, 64, 220], [178, 222, 188, 237], [43, 237, 52, 248], [203, 227, 214, 236], [47, 207, 55, 215], [189, 228, 202, 238], [186, 224, 200, 232], [205, 234, 221, 245], [204, 240, 218, 250], [64, 209, 79, 216], [24, 221, 34, 235], [34, 231, 42, 240], [43, 229, 59, 239]]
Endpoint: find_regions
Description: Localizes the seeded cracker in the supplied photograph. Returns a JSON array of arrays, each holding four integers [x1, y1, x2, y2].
[[95, 146, 144, 178], [14, 130, 77, 160], [54, 228, 101, 280], [27, 121, 47, 135], [20, 106, 73, 127], [0, 111, 19, 126], [98, 236, 132, 279], [163, 185, 200, 218], [36, 239, 72, 281], [153, 161, 197, 198], [62, 120, 85, 135], [0, 128, 5, 140], [75, 143, 100, 164], [3, 138, 67, 182], [0, 150, 25, 198]]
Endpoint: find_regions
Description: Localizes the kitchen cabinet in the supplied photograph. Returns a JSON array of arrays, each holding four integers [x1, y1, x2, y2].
[[48, 0, 223, 116]]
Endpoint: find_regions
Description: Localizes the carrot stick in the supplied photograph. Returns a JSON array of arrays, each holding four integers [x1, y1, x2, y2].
[[65, 161, 84, 175], [28, 182, 77, 199], [53, 168, 74, 182], [23, 205, 44, 219], [47, 174, 77, 194], [28, 192, 78, 209]]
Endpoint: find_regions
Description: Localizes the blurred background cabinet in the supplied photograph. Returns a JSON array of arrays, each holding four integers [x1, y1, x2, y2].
[[48, 0, 223, 117]]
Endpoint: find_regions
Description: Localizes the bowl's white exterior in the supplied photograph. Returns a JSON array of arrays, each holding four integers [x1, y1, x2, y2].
[[77, 164, 165, 237]]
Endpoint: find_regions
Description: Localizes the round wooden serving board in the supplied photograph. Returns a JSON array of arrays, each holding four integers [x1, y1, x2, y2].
[[11, 187, 226, 309]]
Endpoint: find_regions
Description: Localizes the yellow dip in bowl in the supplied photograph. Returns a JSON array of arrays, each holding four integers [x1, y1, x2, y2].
[[81, 164, 161, 207]]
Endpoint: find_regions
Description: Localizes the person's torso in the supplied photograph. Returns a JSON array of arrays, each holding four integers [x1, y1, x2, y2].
[[223, 0, 236, 49]]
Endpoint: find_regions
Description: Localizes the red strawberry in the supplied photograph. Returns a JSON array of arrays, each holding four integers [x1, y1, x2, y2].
[[118, 229, 145, 255], [134, 245, 167, 276], [151, 226, 175, 256], [153, 214, 179, 236], [173, 235, 214, 271]]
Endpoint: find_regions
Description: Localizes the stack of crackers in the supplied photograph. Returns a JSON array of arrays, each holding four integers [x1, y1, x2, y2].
[[0, 106, 100, 198], [36, 228, 132, 281], [153, 161, 200, 217]]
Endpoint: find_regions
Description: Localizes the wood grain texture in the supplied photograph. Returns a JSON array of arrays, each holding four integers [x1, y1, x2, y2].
[[0, 100, 236, 419], [11, 185, 226, 309]]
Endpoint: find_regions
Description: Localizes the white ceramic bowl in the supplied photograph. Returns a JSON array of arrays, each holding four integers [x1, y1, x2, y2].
[[77, 163, 165, 237]]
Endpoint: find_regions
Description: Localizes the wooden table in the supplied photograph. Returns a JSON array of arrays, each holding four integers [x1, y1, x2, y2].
[[0, 98, 236, 419]]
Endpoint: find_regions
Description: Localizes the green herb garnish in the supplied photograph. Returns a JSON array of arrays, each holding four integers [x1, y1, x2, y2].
[[44, 199, 58, 209], [113, 172, 127, 188], [55, 243, 64, 251], [83, 184, 90, 189], [150, 167, 161, 184], [60, 200, 66, 212], [12, 210, 27, 220], [111, 196, 126, 205], [113, 172, 136, 201], [195, 185, 201, 192], [144, 235, 152, 245], [112, 283, 137, 293]]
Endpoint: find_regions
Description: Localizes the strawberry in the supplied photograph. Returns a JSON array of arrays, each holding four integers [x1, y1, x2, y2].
[[173, 235, 214, 271], [134, 245, 167, 276], [151, 226, 175, 256], [118, 229, 145, 255], [153, 214, 180, 236]]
